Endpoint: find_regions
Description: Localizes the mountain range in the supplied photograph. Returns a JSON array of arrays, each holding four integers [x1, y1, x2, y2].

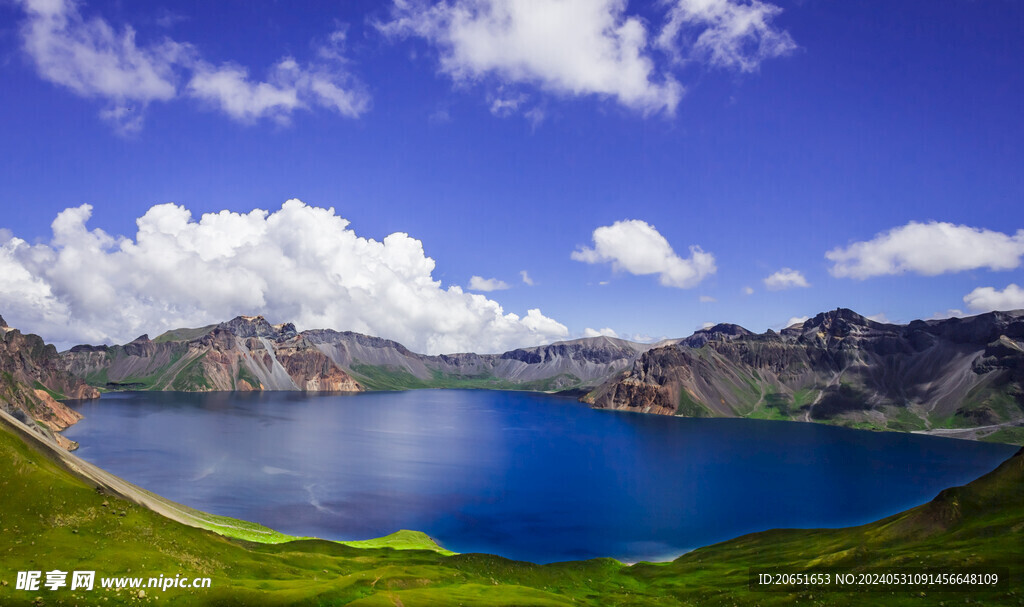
[[587, 308, 1024, 442], [59, 314, 655, 394], [1, 307, 1022, 447]]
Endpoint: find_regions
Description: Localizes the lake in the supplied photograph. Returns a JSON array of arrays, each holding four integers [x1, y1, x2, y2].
[[65, 390, 1018, 564]]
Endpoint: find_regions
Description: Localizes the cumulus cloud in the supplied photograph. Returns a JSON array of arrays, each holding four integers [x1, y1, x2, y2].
[[657, 0, 796, 72], [784, 315, 809, 327], [582, 327, 619, 338], [763, 267, 809, 290], [382, 0, 683, 115], [520, 270, 534, 286], [380, 0, 794, 116], [466, 275, 510, 291], [14, 0, 368, 130], [826, 221, 1024, 279], [380, 0, 792, 117], [571, 219, 715, 288], [963, 284, 1024, 313], [0, 200, 568, 354]]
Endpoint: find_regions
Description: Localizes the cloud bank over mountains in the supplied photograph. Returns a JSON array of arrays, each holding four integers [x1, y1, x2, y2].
[[0, 200, 568, 354]]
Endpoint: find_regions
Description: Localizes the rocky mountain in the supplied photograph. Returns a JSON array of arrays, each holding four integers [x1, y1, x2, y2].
[[305, 330, 653, 391], [586, 308, 1024, 441], [55, 308, 1024, 441], [61, 316, 651, 395], [0, 314, 100, 449], [63, 316, 362, 392]]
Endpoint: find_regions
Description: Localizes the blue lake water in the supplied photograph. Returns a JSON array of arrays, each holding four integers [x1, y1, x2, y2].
[[65, 390, 1018, 563]]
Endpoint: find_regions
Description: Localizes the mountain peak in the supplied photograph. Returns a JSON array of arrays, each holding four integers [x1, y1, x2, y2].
[[797, 308, 877, 334], [680, 323, 752, 348], [218, 315, 297, 340], [812, 308, 870, 326]]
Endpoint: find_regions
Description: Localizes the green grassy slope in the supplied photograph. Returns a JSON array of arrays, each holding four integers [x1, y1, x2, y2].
[[0, 413, 1020, 606]]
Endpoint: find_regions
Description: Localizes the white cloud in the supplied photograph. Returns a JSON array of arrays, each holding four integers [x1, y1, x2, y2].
[[188, 52, 370, 123], [381, 0, 793, 117], [826, 221, 1024, 279], [963, 284, 1024, 313], [583, 327, 618, 338], [657, 0, 796, 73], [523, 106, 546, 128], [381, 0, 684, 115], [698, 295, 716, 302], [866, 312, 891, 324], [930, 309, 965, 320], [699, 321, 716, 330], [14, 0, 368, 130], [625, 333, 663, 343], [187, 62, 300, 123], [763, 267, 809, 290], [742, 285, 754, 295], [784, 315, 809, 328], [467, 275, 510, 291], [429, 107, 452, 123], [0, 200, 568, 355], [571, 219, 715, 288], [488, 91, 527, 116], [519, 270, 534, 286], [16, 0, 187, 131]]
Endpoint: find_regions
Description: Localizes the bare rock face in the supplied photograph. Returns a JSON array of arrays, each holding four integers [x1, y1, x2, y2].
[[62, 318, 653, 395], [590, 308, 1024, 435], [30, 389, 82, 431], [0, 320, 99, 449], [584, 346, 696, 415], [273, 336, 361, 391], [60, 316, 363, 394]]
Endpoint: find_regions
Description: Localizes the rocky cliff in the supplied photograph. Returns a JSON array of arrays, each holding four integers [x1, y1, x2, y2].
[[0, 314, 100, 448], [586, 308, 1024, 440], [62, 318, 653, 395], [62, 316, 362, 393]]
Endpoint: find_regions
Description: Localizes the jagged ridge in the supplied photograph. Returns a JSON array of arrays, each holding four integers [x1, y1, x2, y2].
[[587, 308, 1024, 442], [61, 318, 655, 396]]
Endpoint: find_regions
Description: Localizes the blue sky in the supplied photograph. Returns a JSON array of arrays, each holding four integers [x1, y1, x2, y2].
[[0, 0, 1022, 353]]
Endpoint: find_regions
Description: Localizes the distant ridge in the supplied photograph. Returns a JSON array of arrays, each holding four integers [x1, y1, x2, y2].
[[60, 314, 655, 396], [50, 307, 1024, 444], [586, 308, 1024, 444]]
